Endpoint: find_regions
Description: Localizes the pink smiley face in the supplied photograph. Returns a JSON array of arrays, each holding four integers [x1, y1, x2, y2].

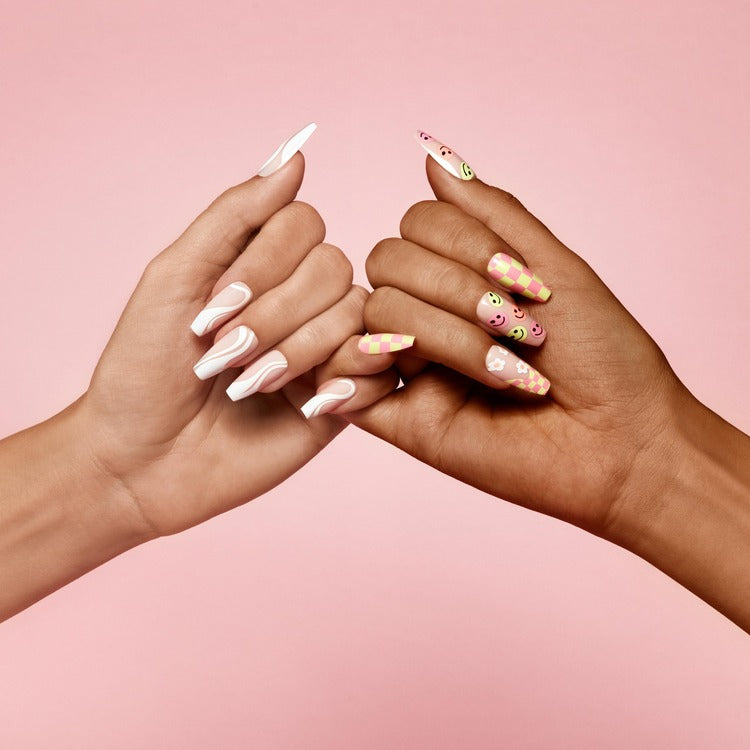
[[488, 313, 507, 328], [513, 306, 526, 320], [419, 132, 433, 142], [438, 145, 453, 157], [531, 322, 544, 337]]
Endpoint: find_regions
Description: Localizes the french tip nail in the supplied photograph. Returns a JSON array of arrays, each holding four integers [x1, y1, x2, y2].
[[359, 333, 415, 354]]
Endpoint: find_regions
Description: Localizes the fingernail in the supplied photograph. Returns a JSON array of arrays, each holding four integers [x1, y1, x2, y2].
[[476, 292, 546, 346], [358, 333, 415, 354], [257, 122, 317, 177], [190, 282, 253, 336], [487, 253, 551, 302], [226, 350, 288, 401], [193, 325, 258, 381], [300, 378, 356, 419], [414, 130, 475, 180], [485, 345, 551, 395]]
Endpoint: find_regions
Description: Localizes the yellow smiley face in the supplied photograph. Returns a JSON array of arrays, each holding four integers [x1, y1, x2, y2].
[[488, 292, 504, 307], [508, 325, 528, 342], [460, 162, 475, 180]]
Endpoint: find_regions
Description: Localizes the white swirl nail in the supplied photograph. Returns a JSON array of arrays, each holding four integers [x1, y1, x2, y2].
[[257, 122, 317, 177], [193, 325, 258, 381], [300, 378, 357, 419], [226, 350, 288, 401], [190, 282, 253, 336]]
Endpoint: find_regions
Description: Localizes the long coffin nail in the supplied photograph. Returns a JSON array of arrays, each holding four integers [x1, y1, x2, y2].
[[193, 325, 258, 381], [485, 344, 551, 395], [487, 253, 551, 302], [190, 282, 253, 336], [257, 122, 317, 177], [414, 130, 475, 180], [358, 333, 415, 354], [300, 378, 356, 419], [226, 350, 288, 401], [476, 292, 546, 346]]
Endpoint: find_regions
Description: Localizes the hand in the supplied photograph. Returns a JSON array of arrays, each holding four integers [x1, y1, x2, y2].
[[348, 141, 750, 630]]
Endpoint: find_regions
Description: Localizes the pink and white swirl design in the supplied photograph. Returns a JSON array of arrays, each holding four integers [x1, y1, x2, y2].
[[193, 325, 258, 381], [300, 378, 357, 419], [190, 282, 253, 336], [226, 350, 288, 401], [257, 123, 317, 177]]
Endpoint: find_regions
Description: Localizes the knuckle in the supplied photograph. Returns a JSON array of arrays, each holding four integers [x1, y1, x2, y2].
[[312, 243, 353, 287], [399, 200, 437, 236], [345, 285, 369, 315], [285, 201, 326, 240], [364, 286, 397, 330], [366, 238, 400, 286]]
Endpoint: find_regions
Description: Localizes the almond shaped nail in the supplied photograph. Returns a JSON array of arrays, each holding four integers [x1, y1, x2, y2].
[[358, 333, 415, 354], [190, 282, 253, 336], [257, 122, 317, 177], [476, 292, 546, 346], [485, 344, 550, 395], [300, 378, 356, 419], [193, 325, 258, 381], [226, 350, 288, 401], [487, 253, 551, 302], [414, 130, 475, 180]]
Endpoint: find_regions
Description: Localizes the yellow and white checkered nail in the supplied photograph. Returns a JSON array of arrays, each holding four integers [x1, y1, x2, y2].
[[358, 333, 416, 354]]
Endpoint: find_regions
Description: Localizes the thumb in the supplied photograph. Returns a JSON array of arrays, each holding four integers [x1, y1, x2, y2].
[[414, 130, 586, 278]]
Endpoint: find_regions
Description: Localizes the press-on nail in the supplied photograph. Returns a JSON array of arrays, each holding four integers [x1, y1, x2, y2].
[[476, 292, 546, 346], [358, 333, 415, 354], [485, 345, 550, 395], [257, 123, 317, 177], [193, 325, 258, 380], [226, 350, 288, 401], [414, 130, 475, 180], [300, 378, 356, 419], [487, 253, 551, 302], [190, 282, 253, 336]]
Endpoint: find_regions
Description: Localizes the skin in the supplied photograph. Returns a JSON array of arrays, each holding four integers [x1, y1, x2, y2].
[[0, 153, 393, 622], [338, 156, 750, 632]]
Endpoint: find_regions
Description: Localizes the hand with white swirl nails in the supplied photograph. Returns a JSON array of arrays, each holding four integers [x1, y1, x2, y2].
[[0, 124, 397, 622]]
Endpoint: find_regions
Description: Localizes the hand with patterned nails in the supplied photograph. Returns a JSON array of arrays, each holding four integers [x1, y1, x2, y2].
[[350, 144, 750, 633]]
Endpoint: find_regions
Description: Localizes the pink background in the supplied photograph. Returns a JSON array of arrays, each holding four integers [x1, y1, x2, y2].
[[1, 0, 749, 747]]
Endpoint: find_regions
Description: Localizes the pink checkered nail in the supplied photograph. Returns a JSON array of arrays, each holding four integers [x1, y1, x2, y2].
[[487, 253, 551, 302]]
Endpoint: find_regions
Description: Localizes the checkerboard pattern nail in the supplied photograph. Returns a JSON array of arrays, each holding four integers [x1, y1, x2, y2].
[[487, 253, 551, 302], [507, 369, 551, 395], [359, 333, 415, 354]]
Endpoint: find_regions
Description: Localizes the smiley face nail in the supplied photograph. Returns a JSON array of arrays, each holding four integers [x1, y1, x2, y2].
[[476, 292, 547, 347], [414, 130, 476, 181]]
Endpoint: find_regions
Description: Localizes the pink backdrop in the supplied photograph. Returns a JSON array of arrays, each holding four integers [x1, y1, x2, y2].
[[1, 0, 749, 747]]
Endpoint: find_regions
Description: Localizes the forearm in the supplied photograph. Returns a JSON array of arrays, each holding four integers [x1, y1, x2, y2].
[[613, 395, 750, 632], [0, 401, 150, 622]]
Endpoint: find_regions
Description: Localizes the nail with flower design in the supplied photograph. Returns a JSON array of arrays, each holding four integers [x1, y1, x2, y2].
[[414, 130, 475, 180], [485, 344, 551, 395]]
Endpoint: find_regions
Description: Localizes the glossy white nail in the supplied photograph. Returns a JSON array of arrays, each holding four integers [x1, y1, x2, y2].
[[226, 350, 288, 401], [193, 325, 258, 381], [257, 122, 317, 177], [300, 378, 356, 419], [190, 282, 253, 336]]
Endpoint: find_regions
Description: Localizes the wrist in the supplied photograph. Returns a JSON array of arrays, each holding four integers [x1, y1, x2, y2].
[[606, 389, 750, 629], [0, 399, 155, 620]]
